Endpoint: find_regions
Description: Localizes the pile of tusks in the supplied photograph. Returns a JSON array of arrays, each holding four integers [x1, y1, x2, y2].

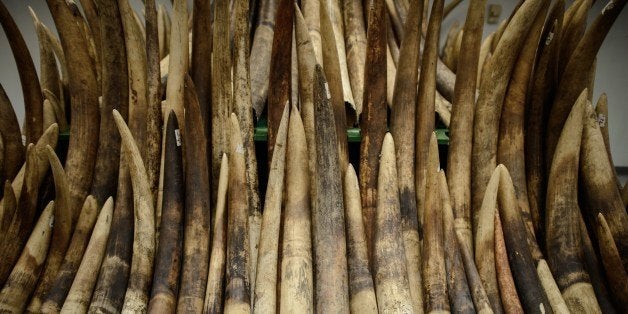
[[0, 0, 627, 313]]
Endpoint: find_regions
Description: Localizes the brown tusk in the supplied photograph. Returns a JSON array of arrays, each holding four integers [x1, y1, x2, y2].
[[0, 201, 54, 312], [41, 195, 99, 313], [440, 171, 475, 313], [472, 0, 546, 246], [494, 210, 524, 314], [595, 213, 628, 308], [580, 96, 628, 268], [25, 145, 74, 311], [234, 1, 263, 298], [416, 0, 444, 243], [0, 1, 43, 143], [47, 0, 101, 225], [499, 166, 553, 313], [113, 110, 156, 312], [546, 0, 627, 164], [148, 112, 184, 313], [177, 78, 212, 312], [312, 65, 350, 312], [497, 0, 549, 261], [360, 0, 388, 255], [145, 0, 163, 217], [89, 0, 128, 210], [0, 85, 24, 182], [89, 157, 134, 311]]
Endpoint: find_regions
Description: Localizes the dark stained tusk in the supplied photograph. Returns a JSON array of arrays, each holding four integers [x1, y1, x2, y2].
[[320, 0, 349, 171], [178, 78, 212, 312], [447, 0, 487, 257], [148, 112, 184, 313], [499, 166, 553, 313], [47, 0, 101, 225], [24, 146, 75, 311], [233, 1, 263, 297], [113, 109, 156, 312], [145, 0, 163, 214], [0, 85, 24, 182], [580, 97, 628, 269], [0, 1, 43, 143], [496, 0, 549, 262], [89, 0, 128, 208], [40, 196, 100, 313], [595, 213, 628, 309], [416, 0, 444, 238], [471, 0, 546, 251], [440, 171, 474, 313], [312, 65, 350, 312], [456, 227, 494, 314], [359, 0, 388, 254], [90, 134, 135, 312], [494, 210, 524, 314], [266, 0, 293, 164], [0, 201, 54, 313]]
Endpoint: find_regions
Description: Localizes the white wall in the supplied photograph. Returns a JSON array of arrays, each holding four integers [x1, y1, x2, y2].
[[441, 0, 628, 167], [1, 0, 627, 166]]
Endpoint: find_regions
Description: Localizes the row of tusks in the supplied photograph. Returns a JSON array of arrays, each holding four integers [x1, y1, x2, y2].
[[0, 0, 627, 313]]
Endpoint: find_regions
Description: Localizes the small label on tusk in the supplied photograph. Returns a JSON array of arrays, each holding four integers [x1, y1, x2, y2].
[[545, 32, 554, 46], [597, 114, 606, 128], [602, 1, 614, 15], [175, 129, 182, 146], [49, 215, 55, 228], [324, 82, 331, 100], [236, 144, 245, 154]]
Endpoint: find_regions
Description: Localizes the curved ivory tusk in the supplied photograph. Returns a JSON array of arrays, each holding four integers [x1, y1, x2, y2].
[[40, 195, 99, 313], [61, 197, 114, 313], [0, 201, 54, 312], [113, 110, 155, 313]]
